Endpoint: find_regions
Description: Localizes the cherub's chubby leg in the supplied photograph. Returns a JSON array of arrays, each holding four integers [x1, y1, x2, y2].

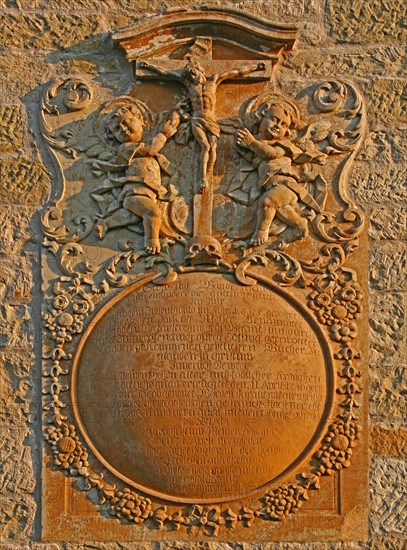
[[276, 205, 308, 244], [191, 124, 211, 193], [251, 184, 299, 246], [123, 196, 161, 254], [251, 191, 277, 245], [95, 208, 139, 239]]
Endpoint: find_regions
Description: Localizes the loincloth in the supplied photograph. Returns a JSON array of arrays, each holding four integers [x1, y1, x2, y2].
[[191, 116, 220, 138]]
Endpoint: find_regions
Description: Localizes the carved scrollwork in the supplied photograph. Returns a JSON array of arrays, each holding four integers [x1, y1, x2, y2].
[[39, 12, 365, 536]]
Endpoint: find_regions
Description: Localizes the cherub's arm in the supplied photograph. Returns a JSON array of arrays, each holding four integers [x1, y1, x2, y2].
[[216, 62, 266, 84], [127, 111, 181, 160], [236, 128, 285, 159], [138, 61, 184, 82]]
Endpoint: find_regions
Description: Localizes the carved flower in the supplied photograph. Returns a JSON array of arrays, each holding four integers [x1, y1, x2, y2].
[[43, 306, 85, 345], [314, 420, 361, 475], [45, 424, 89, 475], [52, 293, 70, 310], [56, 312, 74, 328], [263, 485, 307, 521], [315, 291, 332, 308], [308, 277, 362, 333], [188, 505, 222, 536], [169, 510, 186, 531], [224, 508, 238, 529], [73, 299, 90, 314], [149, 506, 168, 529], [110, 488, 152, 524], [331, 321, 357, 343], [239, 506, 258, 527]]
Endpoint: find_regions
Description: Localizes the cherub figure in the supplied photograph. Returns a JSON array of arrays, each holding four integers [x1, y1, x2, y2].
[[139, 60, 265, 192], [236, 99, 325, 247], [94, 101, 181, 254]]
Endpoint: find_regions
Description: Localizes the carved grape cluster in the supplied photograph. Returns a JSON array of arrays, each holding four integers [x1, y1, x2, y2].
[[308, 276, 362, 343], [262, 484, 307, 521], [45, 423, 89, 475], [110, 488, 152, 523], [43, 291, 90, 345], [314, 420, 361, 475]]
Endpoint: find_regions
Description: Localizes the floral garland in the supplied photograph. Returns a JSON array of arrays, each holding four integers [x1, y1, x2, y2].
[[42, 244, 362, 534]]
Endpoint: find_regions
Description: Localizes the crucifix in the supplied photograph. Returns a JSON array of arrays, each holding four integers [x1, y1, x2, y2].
[[135, 39, 270, 256]]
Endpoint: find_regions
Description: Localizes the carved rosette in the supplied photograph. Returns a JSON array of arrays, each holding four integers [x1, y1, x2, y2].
[[40, 9, 366, 536]]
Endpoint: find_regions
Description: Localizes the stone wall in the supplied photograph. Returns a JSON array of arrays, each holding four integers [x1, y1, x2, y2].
[[0, 0, 405, 547]]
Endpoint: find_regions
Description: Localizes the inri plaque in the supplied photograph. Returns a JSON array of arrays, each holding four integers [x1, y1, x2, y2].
[[40, 8, 368, 542]]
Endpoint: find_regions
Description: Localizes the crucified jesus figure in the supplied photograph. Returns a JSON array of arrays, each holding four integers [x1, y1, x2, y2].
[[139, 60, 266, 193]]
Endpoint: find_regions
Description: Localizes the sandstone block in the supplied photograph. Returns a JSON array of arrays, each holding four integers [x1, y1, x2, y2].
[[326, 0, 407, 43], [0, 106, 23, 152], [0, 492, 36, 540], [370, 242, 407, 291], [368, 537, 407, 550], [0, 13, 106, 50], [0, 160, 50, 206], [370, 425, 407, 459], [285, 46, 406, 79], [350, 163, 407, 207], [0, 304, 33, 349], [0, 254, 33, 304], [0, 207, 37, 254], [370, 366, 407, 429], [369, 206, 407, 241], [370, 456, 406, 536], [0, 351, 35, 426], [0, 427, 35, 494], [0, 53, 51, 101], [363, 79, 407, 126], [370, 293, 406, 366]]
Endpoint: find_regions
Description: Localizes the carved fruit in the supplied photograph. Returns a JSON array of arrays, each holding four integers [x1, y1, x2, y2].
[[57, 312, 74, 327], [332, 305, 347, 320], [332, 434, 349, 451], [58, 436, 76, 454]]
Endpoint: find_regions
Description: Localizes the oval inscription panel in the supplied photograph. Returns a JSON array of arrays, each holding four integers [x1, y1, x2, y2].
[[72, 272, 333, 503]]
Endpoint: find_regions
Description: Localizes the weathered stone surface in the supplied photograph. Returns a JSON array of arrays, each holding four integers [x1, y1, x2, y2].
[[391, 129, 407, 162], [285, 46, 406, 79], [358, 129, 407, 164], [368, 537, 407, 550], [0, 304, 33, 349], [1, 544, 59, 550], [350, 163, 407, 207], [370, 293, 406, 366], [370, 425, 407, 459], [370, 366, 407, 429], [0, 207, 36, 254], [0, 160, 50, 205], [0, 13, 106, 50], [370, 457, 406, 536], [370, 242, 407, 291], [0, 492, 36, 541], [0, 351, 35, 425], [369, 206, 407, 241], [326, 0, 407, 43], [363, 79, 407, 126], [0, 53, 52, 101], [0, 428, 35, 493], [0, 106, 23, 152], [0, 254, 33, 304]]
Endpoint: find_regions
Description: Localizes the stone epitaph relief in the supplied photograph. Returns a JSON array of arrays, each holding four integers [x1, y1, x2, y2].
[[40, 9, 367, 541]]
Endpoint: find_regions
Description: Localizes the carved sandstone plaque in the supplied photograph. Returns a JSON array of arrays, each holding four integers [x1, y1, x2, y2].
[[72, 273, 333, 503], [40, 8, 368, 541]]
